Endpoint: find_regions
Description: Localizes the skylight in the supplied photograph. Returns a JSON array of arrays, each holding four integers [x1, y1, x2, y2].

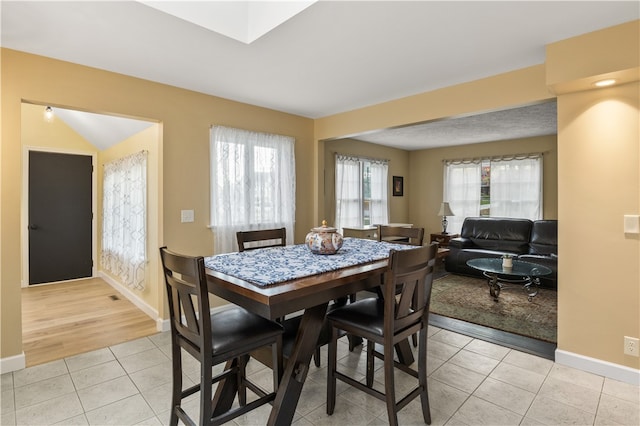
[[139, 1, 317, 44]]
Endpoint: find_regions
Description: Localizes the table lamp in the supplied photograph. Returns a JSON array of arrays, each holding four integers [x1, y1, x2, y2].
[[437, 202, 454, 234]]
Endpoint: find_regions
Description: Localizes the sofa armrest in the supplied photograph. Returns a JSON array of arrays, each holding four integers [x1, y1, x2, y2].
[[448, 237, 475, 249]]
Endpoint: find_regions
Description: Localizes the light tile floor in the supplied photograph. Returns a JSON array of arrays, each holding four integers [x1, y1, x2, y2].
[[2, 326, 639, 425]]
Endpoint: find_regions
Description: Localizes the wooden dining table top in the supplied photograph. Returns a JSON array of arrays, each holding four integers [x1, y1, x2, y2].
[[204, 238, 416, 319]]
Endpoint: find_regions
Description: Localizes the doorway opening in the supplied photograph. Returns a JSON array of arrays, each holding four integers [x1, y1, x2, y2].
[[20, 102, 162, 365]]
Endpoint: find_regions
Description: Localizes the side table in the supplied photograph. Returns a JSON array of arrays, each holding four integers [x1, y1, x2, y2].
[[430, 233, 459, 248]]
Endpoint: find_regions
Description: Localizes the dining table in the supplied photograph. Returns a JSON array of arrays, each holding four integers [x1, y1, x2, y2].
[[204, 237, 417, 426]]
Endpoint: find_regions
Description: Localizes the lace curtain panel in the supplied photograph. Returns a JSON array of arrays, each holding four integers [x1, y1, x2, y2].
[[335, 155, 363, 232], [334, 154, 389, 233], [101, 151, 147, 290], [369, 160, 389, 226], [210, 126, 296, 254], [443, 161, 481, 234], [443, 155, 543, 234], [490, 156, 543, 219]]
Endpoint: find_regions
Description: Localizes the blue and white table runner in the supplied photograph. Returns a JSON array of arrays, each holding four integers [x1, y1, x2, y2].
[[204, 237, 416, 287]]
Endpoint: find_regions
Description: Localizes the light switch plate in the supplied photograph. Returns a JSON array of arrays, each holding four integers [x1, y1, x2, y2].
[[181, 209, 194, 223], [623, 215, 640, 234]]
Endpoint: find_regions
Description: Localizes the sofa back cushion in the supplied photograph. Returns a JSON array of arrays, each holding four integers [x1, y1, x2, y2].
[[529, 220, 558, 255], [460, 217, 533, 253]]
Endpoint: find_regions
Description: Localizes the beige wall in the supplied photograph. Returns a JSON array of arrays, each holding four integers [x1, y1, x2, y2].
[[313, 21, 639, 374], [557, 81, 639, 368], [2, 20, 639, 376], [323, 138, 410, 226], [1, 49, 314, 362], [21, 103, 97, 152], [549, 21, 639, 370], [313, 65, 553, 229], [324, 135, 558, 236], [409, 135, 558, 237]]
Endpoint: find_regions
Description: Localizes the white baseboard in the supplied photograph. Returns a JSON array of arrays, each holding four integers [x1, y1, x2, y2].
[[157, 318, 170, 332], [0, 352, 26, 374], [99, 271, 163, 331], [555, 349, 640, 386]]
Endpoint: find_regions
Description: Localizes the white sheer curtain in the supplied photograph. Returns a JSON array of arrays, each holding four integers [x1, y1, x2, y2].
[[210, 126, 295, 254], [443, 160, 481, 234], [335, 155, 362, 233], [490, 155, 543, 219], [101, 151, 147, 290], [369, 160, 389, 226]]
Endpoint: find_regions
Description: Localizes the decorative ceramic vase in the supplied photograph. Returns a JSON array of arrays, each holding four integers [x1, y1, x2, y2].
[[305, 220, 343, 255], [502, 256, 513, 269]]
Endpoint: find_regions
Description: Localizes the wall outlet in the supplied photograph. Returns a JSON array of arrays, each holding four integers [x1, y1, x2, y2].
[[624, 336, 639, 356]]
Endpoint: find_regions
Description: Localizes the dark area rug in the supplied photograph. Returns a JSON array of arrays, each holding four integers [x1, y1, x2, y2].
[[430, 274, 557, 343]]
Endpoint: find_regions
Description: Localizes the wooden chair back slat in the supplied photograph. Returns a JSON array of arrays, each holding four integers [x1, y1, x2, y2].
[[377, 226, 424, 246], [384, 244, 437, 336], [237, 228, 286, 252], [160, 248, 211, 352]]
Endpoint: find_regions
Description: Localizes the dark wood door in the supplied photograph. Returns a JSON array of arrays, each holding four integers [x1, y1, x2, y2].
[[29, 151, 93, 284]]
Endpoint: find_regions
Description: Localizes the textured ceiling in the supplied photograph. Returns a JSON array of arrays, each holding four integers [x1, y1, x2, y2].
[[352, 101, 557, 151]]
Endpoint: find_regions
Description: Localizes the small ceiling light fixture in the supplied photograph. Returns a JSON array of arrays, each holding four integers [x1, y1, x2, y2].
[[44, 106, 54, 122], [594, 79, 616, 88]]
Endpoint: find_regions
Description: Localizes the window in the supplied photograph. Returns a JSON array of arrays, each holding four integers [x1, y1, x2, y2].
[[444, 154, 542, 234], [335, 154, 389, 233], [210, 126, 295, 254]]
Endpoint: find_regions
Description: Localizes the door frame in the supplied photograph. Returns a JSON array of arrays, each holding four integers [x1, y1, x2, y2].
[[21, 146, 98, 287]]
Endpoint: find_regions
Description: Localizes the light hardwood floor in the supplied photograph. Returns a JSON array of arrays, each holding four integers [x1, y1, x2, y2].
[[21, 277, 158, 367]]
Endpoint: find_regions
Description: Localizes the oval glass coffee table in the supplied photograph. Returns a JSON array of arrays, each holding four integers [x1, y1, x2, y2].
[[467, 258, 552, 302]]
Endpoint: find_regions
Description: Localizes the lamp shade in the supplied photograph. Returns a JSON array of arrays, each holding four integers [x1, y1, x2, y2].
[[438, 202, 454, 217]]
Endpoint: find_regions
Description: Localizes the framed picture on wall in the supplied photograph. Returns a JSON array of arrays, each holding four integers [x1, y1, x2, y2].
[[393, 176, 403, 196]]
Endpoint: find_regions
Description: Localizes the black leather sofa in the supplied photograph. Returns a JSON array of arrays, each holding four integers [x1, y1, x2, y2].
[[444, 217, 557, 288]]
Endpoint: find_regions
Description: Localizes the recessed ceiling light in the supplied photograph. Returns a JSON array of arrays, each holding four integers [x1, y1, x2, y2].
[[594, 79, 616, 87]]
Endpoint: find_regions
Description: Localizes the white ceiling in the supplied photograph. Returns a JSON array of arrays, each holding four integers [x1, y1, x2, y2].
[[52, 107, 155, 151], [2, 1, 638, 150]]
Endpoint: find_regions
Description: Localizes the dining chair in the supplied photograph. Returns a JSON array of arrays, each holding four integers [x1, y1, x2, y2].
[[376, 225, 425, 346], [377, 225, 425, 246], [236, 227, 286, 252], [326, 243, 438, 426], [159, 247, 284, 426], [352, 227, 424, 303]]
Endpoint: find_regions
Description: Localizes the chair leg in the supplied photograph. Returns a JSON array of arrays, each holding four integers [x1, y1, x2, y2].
[[314, 347, 321, 367], [169, 346, 182, 426], [412, 332, 418, 347], [326, 326, 338, 415], [418, 328, 432, 424], [383, 341, 399, 426], [200, 356, 214, 426], [366, 340, 374, 388], [238, 356, 247, 407], [272, 335, 283, 388]]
